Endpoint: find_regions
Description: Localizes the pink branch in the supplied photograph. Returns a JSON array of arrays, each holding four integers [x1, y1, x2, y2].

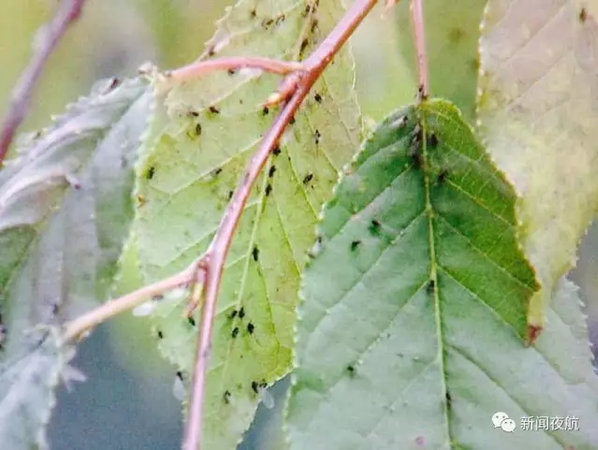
[[0, 0, 86, 165], [183, 1, 379, 449], [410, 0, 429, 99], [168, 57, 305, 83]]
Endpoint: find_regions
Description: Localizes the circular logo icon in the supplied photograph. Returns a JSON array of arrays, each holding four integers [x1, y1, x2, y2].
[[501, 418, 516, 433], [492, 412, 509, 428]]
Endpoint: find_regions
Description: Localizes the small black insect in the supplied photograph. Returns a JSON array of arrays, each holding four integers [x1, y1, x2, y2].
[[276, 14, 286, 25], [207, 46, 216, 57], [303, 173, 314, 185], [261, 18, 274, 29], [310, 18, 319, 33], [194, 123, 202, 137], [145, 166, 155, 180], [314, 93, 322, 103], [265, 184, 273, 196], [232, 327, 239, 338], [188, 316, 196, 326], [426, 279, 436, 295], [369, 219, 381, 236], [268, 166, 276, 178], [252, 246, 260, 261], [189, 111, 199, 117], [437, 169, 448, 183], [223, 390, 232, 404], [250, 8, 257, 17], [445, 391, 452, 407], [300, 38, 309, 54], [239, 307, 245, 319], [228, 68, 236, 75], [228, 190, 234, 200], [272, 146, 281, 156], [429, 133, 439, 148], [314, 130, 321, 144], [157, 330, 164, 339], [212, 167, 223, 177], [289, 116, 296, 125], [409, 125, 424, 166], [580, 7, 588, 22], [176, 371, 184, 381], [303, 5, 311, 17], [247, 322, 255, 334], [0, 324, 7, 349], [229, 309, 238, 320], [209, 106, 220, 114], [346, 365, 355, 376], [251, 381, 259, 394], [350, 240, 361, 251], [104, 77, 121, 93], [412, 153, 424, 169], [262, 106, 269, 115]]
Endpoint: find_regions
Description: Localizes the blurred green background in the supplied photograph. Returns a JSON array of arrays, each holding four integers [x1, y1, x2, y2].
[[1, 1, 597, 449]]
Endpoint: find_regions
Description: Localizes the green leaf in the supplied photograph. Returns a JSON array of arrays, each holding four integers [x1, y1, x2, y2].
[[0, 76, 153, 449], [134, 0, 362, 447], [285, 100, 598, 449], [0, 332, 76, 450], [394, 0, 486, 120], [477, 0, 598, 332]]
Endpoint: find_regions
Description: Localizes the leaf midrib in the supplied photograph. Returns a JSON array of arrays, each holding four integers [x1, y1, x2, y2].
[[420, 108, 452, 448]]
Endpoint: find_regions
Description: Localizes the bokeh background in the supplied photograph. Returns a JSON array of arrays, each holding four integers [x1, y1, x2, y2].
[[1, 1, 597, 448]]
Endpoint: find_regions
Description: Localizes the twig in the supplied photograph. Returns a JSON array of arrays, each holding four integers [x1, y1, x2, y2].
[[168, 57, 305, 83], [410, 0, 429, 99], [63, 259, 199, 343], [183, 1, 379, 449], [0, 0, 86, 165]]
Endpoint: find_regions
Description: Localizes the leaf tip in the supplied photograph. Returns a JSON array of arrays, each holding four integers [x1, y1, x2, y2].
[[526, 324, 543, 346]]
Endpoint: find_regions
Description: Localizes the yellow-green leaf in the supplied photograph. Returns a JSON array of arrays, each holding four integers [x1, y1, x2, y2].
[[477, 0, 598, 334], [134, 0, 362, 447]]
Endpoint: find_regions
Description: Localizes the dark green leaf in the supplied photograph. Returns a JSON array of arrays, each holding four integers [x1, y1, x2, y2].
[[285, 101, 598, 449]]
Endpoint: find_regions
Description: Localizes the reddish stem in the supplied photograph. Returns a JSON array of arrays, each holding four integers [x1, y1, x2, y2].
[[184, 1, 379, 449], [0, 0, 86, 165], [410, 0, 429, 99], [168, 57, 305, 82]]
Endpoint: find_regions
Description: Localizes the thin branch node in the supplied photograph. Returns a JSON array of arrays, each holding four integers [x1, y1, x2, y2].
[[185, 255, 209, 318], [265, 72, 304, 107]]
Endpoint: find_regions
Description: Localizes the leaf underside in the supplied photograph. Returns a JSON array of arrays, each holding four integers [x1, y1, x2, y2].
[[134, 0, 362, 447], [477, 0, 598, 329], [286, 100, 598, 450], [0, 77, 153, 450]]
